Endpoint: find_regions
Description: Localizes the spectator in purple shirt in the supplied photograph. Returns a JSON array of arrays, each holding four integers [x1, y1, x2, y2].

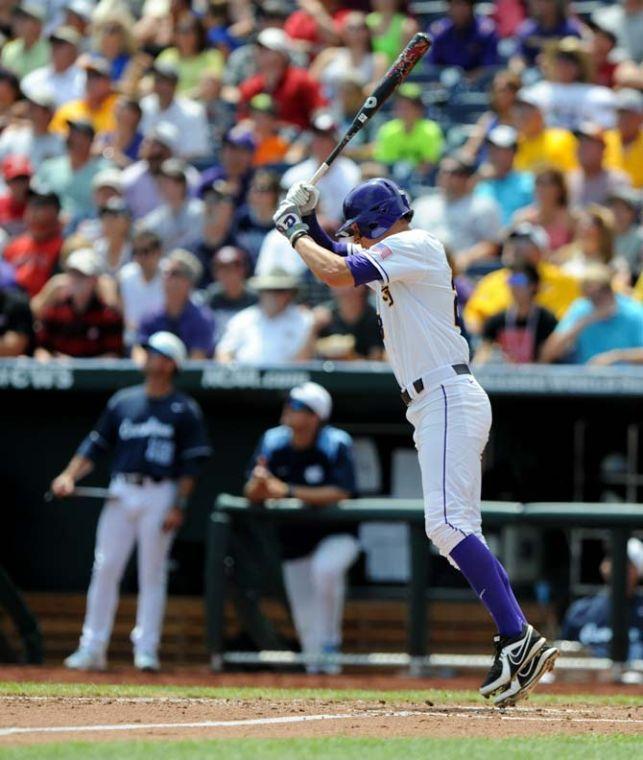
[[427, 0, 499, 73], [198, 128, 255, 206], [516, 0, 582, 67], [134, 248, 215, 360]]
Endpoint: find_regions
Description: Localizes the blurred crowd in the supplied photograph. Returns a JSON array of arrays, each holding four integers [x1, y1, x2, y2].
[[0, 0, 641, 366]]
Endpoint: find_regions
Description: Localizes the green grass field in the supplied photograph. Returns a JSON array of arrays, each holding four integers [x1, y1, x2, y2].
[[1, 736, 641, 760], [0, 683, 640, 760]]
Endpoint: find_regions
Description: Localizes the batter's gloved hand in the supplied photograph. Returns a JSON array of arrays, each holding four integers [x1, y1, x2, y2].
[[285, 181, 320, 215], [273, 201, 310, 246]]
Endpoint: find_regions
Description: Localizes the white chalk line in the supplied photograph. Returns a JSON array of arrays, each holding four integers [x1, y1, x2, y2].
[[1, 707, 642, 738], [0, 711, 398, 737]]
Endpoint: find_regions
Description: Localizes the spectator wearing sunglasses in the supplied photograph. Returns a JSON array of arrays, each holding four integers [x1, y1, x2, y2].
[[475, 264, 558, 364]]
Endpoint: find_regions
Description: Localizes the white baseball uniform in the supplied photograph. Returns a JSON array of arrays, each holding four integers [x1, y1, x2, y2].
[[352, 229, 492, 560]]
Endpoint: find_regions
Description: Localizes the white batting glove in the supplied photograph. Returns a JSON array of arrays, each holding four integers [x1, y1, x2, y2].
[[273, 200, 310, 246], [285, 181, 320, 215]]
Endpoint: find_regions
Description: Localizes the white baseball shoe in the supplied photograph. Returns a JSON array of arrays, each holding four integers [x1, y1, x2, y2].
[[479, 624, 545, 699], [134, 651, 160, 673], [64, 648, 107, 671], [493, 644, 559, 708]]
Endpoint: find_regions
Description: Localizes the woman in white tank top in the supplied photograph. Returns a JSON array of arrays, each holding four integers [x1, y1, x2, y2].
[[309, 12, 388, 104]]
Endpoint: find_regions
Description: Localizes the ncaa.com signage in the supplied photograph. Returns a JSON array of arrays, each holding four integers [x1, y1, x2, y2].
[[0, 363, 74, 390], [201, 365, 310, 390]]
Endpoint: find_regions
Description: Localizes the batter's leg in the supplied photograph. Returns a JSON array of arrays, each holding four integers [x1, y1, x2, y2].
[[409, 378, 555, 703], [79, 500, 137, 655], [131, 484, 176, 659]]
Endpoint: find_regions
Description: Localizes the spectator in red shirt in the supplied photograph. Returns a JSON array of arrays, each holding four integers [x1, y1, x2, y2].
[[0, 156, 34, 238], [238, 28, 325, 130], [3, 187, 64, 297], [34, 247, 123, 359], [284, 0, 345, 49]]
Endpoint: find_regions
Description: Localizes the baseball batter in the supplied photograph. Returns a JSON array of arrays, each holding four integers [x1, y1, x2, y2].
[[273, 178, 558, 707], [50, 332, 211, 672]]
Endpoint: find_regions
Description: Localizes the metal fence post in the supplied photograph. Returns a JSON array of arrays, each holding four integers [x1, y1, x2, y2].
[[204, 510, 231, 671], [609, 527, 629, 665], [408, 522, 429, 676]]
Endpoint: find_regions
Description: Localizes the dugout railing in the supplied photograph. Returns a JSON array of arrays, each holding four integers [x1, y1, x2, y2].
[[206, 496, 643, 675]]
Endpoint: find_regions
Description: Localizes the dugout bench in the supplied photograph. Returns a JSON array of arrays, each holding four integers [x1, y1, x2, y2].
[[205, 496, 643, 673]]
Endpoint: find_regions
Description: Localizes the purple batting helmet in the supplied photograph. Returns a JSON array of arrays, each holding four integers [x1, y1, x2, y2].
[[335, 178, 413, 240]]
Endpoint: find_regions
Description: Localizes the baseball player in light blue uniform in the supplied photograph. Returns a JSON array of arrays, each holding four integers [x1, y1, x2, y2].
[[273, 177, 558, 707], [50, 332, 211, 672]]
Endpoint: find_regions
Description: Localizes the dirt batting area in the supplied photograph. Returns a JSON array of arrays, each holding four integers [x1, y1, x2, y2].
[[1, 668, 642, 746]]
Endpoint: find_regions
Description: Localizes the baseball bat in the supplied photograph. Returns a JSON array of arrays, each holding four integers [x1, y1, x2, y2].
[[309, 32, 432, 185], [44, 487, 112, 502]]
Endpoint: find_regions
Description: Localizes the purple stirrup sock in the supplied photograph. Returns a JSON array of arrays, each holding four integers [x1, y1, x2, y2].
[[450, 534, 524, 638], [494, 556, 527, 626]]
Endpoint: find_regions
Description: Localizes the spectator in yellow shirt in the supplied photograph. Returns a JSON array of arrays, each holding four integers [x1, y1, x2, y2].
[[513, 90, 578, 173], [464, 223, 580, 333], [50, 57, 118, 137], [604, 89, 643, 189]]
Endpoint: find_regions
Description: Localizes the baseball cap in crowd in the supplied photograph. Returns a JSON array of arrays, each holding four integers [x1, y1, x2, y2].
[[66, 118, 95, 139], [440, 153, 477, 176], [14, 2, 46, 22], [144, 331, 187, 369], [248, 267, 299, 291], [573, 122, 605, 144], [311, 112, 338, 138], [606, 187, 641, 216], [65, 0, 93, 21], [49, 25, 81, 47], [160, 158, 188, 181], [202, 178, 234, 202], [256, 27, 290, 56], [65, 247, 104, 277], [223, 127, 256, 152], [151, 60, 180, 82], [515, 89, 541, 109], [23, 84, 55, 110], [147, 121, 179, 152], [214, 246, 248, 267], [2, 155, 33, 180], [506, 222, 549, 251], [92, 167, 123, 192], [288, 382, 332, 421], [27, 181, 60, 208], [487, 124, 518, 150], [81, 56, 112, 78], [249, 93, 277, 115], [257, 0, 291, 20], [396, 82, 423, 104], [614, 88, 643, 114], [99, 197, 130, 217]]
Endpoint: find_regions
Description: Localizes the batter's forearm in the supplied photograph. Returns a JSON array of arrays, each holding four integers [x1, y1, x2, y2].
[[303, 213, 351, 256], [294, 236, 355, 287]]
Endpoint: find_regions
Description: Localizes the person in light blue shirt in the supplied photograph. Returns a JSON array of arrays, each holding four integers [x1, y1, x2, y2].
[[541, 264, 643, 364], [36, 118, 112, 228], [474, 125, 534, 226]]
